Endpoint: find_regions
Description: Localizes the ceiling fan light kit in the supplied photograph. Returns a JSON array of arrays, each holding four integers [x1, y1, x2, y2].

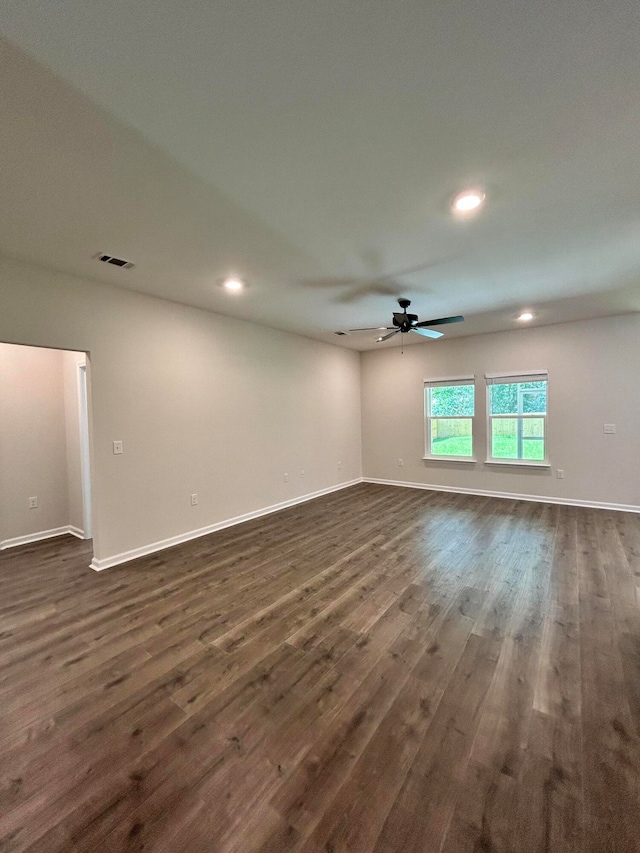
[[346, 298, 464, 344]]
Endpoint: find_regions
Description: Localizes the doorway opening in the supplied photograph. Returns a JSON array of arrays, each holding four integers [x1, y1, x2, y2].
[[0, 343, 94, 556]]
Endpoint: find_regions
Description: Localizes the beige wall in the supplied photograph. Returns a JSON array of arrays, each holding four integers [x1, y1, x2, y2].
[[3, 252, 634, 567], [361, 314, 640, 509], [0, 255, 362, 564], [0, 344, 70, 541]]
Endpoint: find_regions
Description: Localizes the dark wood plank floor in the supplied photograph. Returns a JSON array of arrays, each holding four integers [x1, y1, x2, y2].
[[1, 483, 639, 852]]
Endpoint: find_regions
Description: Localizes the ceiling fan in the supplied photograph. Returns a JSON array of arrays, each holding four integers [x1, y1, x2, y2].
[[347, 298, 464, 342]]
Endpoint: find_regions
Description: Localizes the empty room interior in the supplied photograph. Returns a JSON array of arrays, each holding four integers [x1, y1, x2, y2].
[[1, 2, 639, 852]]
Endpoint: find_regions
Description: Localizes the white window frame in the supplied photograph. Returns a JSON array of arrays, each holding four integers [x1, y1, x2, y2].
[[424, 375, 476, 463], [485, 371, 550, 467]]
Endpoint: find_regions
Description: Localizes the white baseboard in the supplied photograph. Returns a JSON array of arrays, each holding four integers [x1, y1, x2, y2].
[[68, 525, 86, 540], [363, 477, 640, 514], [0, 525, 84, 551], [90, 478, 364, 571]]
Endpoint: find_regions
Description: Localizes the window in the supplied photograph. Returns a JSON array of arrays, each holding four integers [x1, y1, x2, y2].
[[486, 372, 548, 464], [424, 376, 475, 460]]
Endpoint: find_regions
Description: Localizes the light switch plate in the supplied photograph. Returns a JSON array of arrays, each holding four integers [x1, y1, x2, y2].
[[113, 440, 123, 454]]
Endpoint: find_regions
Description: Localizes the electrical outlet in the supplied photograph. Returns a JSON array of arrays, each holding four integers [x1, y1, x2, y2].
[[283, 472, 289, 483], [338, 460, 342, 470], [190, 493, 198, 506], [603, 424, 616, 434], [28, 496, 38, 509], [113, 440, 123, 455], [557, 469, 564, 479], [301, 469, 305, 479], [398, 458, 404, 467]]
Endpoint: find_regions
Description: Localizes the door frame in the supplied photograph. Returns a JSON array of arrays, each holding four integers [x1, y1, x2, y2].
[[77, 362, 93, 540]]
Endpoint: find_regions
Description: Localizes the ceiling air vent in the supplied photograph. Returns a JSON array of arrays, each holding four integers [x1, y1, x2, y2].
[[95, 252, 135, 270]]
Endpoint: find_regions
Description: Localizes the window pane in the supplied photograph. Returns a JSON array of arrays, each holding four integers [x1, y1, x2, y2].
[[430, 384, 474, 417], [430, 418, 473, 457], [491, 417, 545, 460], [490, 381, 547, 415]]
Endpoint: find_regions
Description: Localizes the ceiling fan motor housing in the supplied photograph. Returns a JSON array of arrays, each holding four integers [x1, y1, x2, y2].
[[393, 298, 418, 330]]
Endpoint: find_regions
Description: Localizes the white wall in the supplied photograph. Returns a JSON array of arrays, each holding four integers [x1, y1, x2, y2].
[[0, 255, 362, 565], [361, 314, 640, 509], [0, 344, 70, 541]]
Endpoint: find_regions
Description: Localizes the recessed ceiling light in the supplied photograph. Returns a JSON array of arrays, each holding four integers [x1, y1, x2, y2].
[[517, 311, 534, 321], [452, 189, 486, 215], [220, 277, 245, 293]]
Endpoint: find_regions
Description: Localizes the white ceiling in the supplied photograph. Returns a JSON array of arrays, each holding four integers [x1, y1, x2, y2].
[[1, 0, 639, 350]]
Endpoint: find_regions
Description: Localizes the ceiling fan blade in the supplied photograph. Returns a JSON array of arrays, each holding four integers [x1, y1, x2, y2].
[[415, 315, 464, 328], [410, 327, 443, 339], [378, 329, 401, 342], [347, 326, 395, 332], [336, 282, 402, 303]]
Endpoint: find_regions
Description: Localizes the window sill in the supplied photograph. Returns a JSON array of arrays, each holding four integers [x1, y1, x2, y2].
[[485, 460, 551, 469], [423, 456, 477, 464]]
